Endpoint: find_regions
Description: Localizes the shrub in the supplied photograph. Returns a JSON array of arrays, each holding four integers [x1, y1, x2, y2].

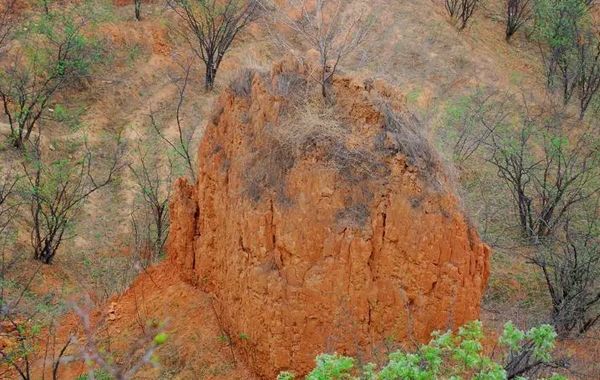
[[445, 0, 480, 30], [129, 136, 174, 266], [76, 370, 113, 380], [278, 321, 565, 379]]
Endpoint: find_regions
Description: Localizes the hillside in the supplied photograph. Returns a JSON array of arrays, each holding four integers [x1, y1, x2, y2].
[[1, 0, 599, 379]]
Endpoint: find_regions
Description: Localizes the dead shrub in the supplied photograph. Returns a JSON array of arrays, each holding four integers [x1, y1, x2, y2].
[[445, 0, 479, 30], [335, 202, 370, 229], [228, 68, 255, 98], [244, 132, 296, 203], [378, 104, 438, 184], [242, 94, 390, 205], [237, 71, 440, 228], [272, 71, 308, 98]]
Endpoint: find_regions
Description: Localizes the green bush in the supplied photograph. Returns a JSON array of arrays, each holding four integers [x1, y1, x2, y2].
[[533, 0, 588, 50], [75, 369, 113, 380], [278, 321, 566, 380]]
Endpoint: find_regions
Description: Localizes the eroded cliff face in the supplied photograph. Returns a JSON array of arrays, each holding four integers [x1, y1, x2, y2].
[[167, 57, 490, 378]]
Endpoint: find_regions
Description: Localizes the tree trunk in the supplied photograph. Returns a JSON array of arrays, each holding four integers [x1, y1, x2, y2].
[[34, 247, 53, 265], [517, 191, 531, 238], [205, 61, 216, 91], [135, 1, 142, 21], [9, 125, 24, 149], [155, 208, 163, 256], [12, 136, 22, 149], [320, 63, 328, 98]]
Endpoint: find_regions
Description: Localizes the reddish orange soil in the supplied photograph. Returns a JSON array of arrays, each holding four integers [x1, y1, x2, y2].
[[48, 263, 256, 379]]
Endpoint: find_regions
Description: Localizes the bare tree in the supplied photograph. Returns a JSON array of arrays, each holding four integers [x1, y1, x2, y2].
[[129, 137, 174, 265], [0, 261, 37, 380], [575, 29, 600, 119], [446, 88, 511, 164], [0, 11, 95, 149], [484, 112, 599, 241], [167, 0, 258, 91], [445, 0, 479, 30], [547, 27, 599, 110], [529, 218, 600, 338], [0, 181, 33, 379], [0, 168, 20, 319], [267, 0, 373, 98], [0, 168, 24, 313], [506, 0, 532, 41], [22, 134, 124, 264], [150, 61, 197, 181]]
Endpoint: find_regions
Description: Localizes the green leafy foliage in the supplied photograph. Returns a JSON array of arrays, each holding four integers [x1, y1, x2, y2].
[[239, 332, 250, 341], [532, 0, 600, 116], [278, 372, 296, 380], [0, 2, 108, 148], [19, 7, 102, 82], [499, 322, 526, 351], [153, 332, 169, 345], [279, 321, 566, 380], [51, 104, 85, 131], [307, 353, 355, 380], [533, 0, 588, 51], [75, 369, 113, 380]]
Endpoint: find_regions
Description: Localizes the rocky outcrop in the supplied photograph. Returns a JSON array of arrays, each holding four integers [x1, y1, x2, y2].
[[167, 57, 490, 378]]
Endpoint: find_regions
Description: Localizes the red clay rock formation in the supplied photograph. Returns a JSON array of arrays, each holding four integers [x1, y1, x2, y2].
[[167, 58, 490, 378]]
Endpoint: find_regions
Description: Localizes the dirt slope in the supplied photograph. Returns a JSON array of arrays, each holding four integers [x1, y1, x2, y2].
[[48, 262, 257, 380]]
